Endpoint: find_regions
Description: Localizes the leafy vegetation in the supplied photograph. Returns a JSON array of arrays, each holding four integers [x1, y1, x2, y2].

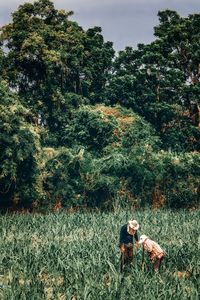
[[0, 0, 199, 210], [0, 210, 199, 299], [0, 81, 41, 209]]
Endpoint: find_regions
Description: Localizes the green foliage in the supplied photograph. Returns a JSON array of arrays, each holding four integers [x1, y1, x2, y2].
[[0, 81, 41, 208], [106, 11, 200, 152], [42, 147, 118, 209], [161, 152, 200, 208], [61, 105, 118, 152], [43, 148, 84, 208], [0, 210, 199, 299], [0, 2, 199, 210], [161, 120, 200, 152], [0, 0, 114, 131], [41, 106, 165, 209], [125, 150, 200, 208]]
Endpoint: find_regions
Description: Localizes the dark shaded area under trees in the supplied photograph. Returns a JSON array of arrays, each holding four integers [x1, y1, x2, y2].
[[0, 0, 199, 211]]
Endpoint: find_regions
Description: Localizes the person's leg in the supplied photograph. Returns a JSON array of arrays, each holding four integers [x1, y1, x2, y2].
[[120, 252, 125, 272], [124, 245, 129, 265], [120, 244, 133, 271], [119, 244, 126, 272], [127, 244, 133, 264]]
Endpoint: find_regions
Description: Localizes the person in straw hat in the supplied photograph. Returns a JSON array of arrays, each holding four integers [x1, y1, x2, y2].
[[138, 234, 165, 272], [119, 220, 140, 271]]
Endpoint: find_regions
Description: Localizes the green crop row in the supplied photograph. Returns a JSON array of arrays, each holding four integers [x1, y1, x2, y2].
[[0, 209, 199, 299]]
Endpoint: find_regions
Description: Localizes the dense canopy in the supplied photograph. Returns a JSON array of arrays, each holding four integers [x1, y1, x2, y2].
[[0, 0, 199, 210]]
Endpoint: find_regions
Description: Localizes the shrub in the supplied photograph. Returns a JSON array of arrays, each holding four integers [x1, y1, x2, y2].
[[0, 81, 41, 210]]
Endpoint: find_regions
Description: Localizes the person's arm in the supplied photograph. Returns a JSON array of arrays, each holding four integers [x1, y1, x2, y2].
[[134, 230, 141, 248], [134, 230, 140, 242], [119, 243, 125, 253]]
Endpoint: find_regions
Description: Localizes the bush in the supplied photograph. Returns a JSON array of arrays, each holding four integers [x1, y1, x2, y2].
[[61, 105, 118, 153], [161, 152, 200, 208], [0, 81, 41, 209], [42, 148, 85, 208]]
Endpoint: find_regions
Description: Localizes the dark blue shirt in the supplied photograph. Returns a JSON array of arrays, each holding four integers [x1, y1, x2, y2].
[[119, 224, 139, 245]]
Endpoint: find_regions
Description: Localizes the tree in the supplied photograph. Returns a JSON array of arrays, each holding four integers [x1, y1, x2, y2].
[[106, 10, 200, 151], [154, 10, 200, 127], [0, 0, 114, 132], [0, 80, 41, 209]]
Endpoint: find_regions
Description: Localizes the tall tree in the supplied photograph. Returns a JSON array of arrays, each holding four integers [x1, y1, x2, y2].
[[0, 0, 114, 131], [154, 10, 200, 127], [106, 10, 200, 151]]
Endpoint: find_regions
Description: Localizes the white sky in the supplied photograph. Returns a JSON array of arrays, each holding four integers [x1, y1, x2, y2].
[[0, 0, 200, 51]]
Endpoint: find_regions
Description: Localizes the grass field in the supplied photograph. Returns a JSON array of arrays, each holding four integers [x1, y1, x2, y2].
[[0, 209, 199, 299]]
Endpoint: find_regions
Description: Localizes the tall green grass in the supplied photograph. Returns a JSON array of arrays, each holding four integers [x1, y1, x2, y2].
[[0, 209, 199, 299]]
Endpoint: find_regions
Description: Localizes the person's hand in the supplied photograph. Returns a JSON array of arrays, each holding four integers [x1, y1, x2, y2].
[[136, 241, 140, 248], [119, 244, 125, 253]]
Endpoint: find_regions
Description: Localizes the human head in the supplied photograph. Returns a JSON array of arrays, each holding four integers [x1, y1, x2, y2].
[[127, 220, 139, 235], [138, 234, 148, 244]]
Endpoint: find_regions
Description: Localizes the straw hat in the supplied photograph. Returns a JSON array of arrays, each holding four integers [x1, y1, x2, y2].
[[127, 220, 139, 233], [138, 234, 148, 244]]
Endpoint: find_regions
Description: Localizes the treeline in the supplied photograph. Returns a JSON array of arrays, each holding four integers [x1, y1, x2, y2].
[[0, 0, 199, 211]]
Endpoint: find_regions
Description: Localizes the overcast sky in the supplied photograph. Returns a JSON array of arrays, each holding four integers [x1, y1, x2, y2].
[[0, 0, 200, 51]]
